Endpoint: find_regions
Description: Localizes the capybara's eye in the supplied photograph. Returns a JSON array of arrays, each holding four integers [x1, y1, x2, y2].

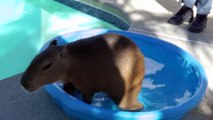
[[42, 63, 52, 71]]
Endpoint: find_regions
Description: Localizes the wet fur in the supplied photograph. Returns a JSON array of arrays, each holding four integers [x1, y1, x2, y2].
[[21, 33, 145, 111]]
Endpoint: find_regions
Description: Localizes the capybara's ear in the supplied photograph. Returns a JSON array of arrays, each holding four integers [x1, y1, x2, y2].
[[58, 46, 68, 59], [49, 40, 57, 47]]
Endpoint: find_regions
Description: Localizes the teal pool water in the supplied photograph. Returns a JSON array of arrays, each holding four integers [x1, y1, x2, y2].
[[0, 0, 122, 80]]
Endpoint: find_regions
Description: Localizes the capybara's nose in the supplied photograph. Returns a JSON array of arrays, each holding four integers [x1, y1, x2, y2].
[[21, 80, 28, 88], [20, 80, 35, 92], [20, 75, 30, 87]]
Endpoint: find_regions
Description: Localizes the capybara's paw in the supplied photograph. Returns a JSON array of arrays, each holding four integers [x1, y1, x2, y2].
[[119, 102, 144, 111], [129, 103, 144, 111]]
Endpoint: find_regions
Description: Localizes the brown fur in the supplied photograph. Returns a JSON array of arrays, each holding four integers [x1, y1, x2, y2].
[[21, 33, 145, 111]]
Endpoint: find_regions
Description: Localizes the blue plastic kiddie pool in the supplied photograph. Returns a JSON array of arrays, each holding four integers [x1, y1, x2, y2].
[[41, 29, 207, 120]]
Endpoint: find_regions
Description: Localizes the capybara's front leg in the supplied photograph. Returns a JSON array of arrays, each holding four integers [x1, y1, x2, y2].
[[63, 82, 76, 95], [82, 92, 93, 104]]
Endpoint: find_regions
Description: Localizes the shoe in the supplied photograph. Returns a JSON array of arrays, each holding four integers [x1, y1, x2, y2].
[[188, 14, 207, 33], [168, 6, 194, 25]]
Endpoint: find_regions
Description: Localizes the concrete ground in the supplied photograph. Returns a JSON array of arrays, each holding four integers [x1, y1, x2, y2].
[[0, 0, 213, 120]]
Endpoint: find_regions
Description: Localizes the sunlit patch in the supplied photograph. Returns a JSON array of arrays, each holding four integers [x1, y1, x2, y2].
[[143, 78, 165, 90], [47, 14, 98, 32], [130, 13, 145, 21], [61, 29, 107, 42], [144, 57, 164, 75], [175, 90, 192, 104], [0, 1, 25, 26]]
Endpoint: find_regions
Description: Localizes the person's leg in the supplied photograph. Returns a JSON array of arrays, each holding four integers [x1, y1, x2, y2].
[[196, 0, 212, 15], [188, 0, 212, 33], [183, 0, 197, 8], [168, 0, 196, 25]]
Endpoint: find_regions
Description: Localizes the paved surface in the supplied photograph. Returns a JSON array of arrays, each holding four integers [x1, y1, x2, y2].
[[0, 0, 213, 120], [0, 74, 70, 120]]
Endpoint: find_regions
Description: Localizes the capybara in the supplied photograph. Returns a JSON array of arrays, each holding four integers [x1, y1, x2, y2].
[[21, 33, 145, 111]]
